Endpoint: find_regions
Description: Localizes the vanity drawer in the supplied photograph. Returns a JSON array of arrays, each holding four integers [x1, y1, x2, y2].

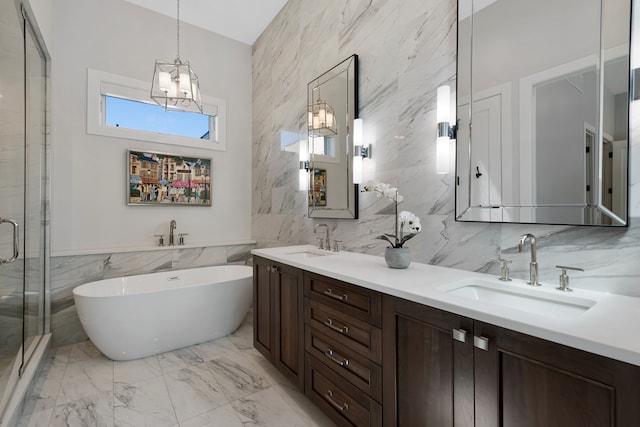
[[305, 298, 382, 364], [305, 325, 382, 402], [306, 354, 382, 427], [304, 272, 381, 327]]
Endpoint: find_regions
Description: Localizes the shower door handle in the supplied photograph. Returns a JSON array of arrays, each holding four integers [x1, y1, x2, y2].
[[0, 218, 19, 264]]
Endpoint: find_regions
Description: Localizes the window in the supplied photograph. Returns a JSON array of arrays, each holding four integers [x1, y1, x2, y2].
[[87, 69, 226, 150]]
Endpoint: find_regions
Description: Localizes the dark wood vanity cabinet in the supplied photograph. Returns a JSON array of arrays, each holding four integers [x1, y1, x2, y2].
[[303, 272, 383, 427], [253, 256, 304, 390], [383, 294, 640, 427]]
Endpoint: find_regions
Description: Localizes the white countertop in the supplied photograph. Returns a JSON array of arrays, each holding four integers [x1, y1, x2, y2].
[[252, 245, 640, 367]]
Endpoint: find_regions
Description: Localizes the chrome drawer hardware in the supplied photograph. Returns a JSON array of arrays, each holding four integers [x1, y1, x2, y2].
[[324, 288, 348, 301], [474, 335, 490, 351], [325, 389, 349, 412], [268, 266, 279, 273], [452, 328, 468, 343], [325, 349, 349, 367], [324, 318, 349, 334]]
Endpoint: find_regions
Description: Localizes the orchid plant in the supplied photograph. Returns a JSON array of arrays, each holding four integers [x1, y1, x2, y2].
[[363, 181, 422, 248]]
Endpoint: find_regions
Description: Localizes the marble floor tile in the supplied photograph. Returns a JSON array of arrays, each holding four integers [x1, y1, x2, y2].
[[231, 387, 310, 427], [164, 363, 229, 422], [49, 391, 113, 427], [113, 376, 177, 427], [178, 403, 243, 427], [193, 337, 238, 362], [205, 353, 269, 403], [157, 347, 205, 375], [16, 408, 53, 427], [18, 321, 337, 427], [57, 358, 114, 405], [113, 356, 161, 385]]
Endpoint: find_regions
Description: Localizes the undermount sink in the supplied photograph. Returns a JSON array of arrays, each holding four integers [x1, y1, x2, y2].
[[284, 249, 334, 259], [440, 279, 597, 319]]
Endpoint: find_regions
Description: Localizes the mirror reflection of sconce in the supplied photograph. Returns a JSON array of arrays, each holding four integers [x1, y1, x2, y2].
[[436, 85, 457, 174], [299, 139, 309, 191], [352, 118, 371, 184]]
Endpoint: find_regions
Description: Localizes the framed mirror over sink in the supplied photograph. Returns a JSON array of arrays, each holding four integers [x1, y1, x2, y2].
[[456, 0, 631, 226], [307, 54, 359, 219]]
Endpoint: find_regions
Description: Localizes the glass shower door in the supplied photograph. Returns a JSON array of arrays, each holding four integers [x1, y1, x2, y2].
[[0, 0, 27, 410], [23, 2, 47, 366]]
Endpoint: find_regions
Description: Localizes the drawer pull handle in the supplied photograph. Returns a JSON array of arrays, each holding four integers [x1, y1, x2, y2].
[[452, 328, 467, 343], [324, 288, 348, 301], [474, 335, 490, 351], [325, 389, 349, 412], [324, 318, 349, 334], [324, 349, 349, 367]]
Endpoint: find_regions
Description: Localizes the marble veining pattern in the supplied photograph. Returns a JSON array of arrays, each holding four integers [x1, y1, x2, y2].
[[17, 312, 337, 427], [251, 0, 640, 297]]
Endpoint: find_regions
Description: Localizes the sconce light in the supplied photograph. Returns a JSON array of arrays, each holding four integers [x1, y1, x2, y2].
[[436, 85, 457, 174], [352, 118, 371, 184], [299, 139, 309, 191]]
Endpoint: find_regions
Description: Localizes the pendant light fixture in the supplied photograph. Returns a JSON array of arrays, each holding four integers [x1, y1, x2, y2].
[[151, 0, 203, 113], [308, 86, 337, 136]]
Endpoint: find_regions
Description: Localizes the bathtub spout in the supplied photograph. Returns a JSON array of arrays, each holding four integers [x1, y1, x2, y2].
[[169, 220, 177, 246]]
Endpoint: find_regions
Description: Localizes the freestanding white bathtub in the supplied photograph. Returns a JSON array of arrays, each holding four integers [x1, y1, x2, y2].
[[73, 265, 253, 361]]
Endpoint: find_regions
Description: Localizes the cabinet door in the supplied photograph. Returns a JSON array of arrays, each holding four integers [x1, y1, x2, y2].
[[273, 263, 304, 390], [474, 321, 640, 427], [382, 295, 474, 427], [253, 257, 274, 360]]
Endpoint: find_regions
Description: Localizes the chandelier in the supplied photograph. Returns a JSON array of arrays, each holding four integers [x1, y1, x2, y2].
[[150, 0, 203, 113]]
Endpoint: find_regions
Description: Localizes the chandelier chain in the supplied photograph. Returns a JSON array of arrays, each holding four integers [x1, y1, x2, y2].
[[176, 0, 180, 60]]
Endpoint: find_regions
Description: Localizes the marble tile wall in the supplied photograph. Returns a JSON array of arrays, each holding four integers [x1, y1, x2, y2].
[[50, 244, 255, 348], [251, 0, 640, 297]]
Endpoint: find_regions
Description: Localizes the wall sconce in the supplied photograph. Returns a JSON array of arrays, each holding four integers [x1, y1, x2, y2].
[[299, 139, 309, 191], [352, 118, 371, 184], [436, 85, 457, 174]]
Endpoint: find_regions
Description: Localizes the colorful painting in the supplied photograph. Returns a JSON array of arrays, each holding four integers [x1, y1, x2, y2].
[[309, 168, 327, 206], [128, 149, 212, 206]]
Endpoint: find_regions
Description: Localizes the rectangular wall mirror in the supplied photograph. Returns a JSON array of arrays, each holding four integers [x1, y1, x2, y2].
[[456, 0, 631, 226], [307, 54, 359, 219]]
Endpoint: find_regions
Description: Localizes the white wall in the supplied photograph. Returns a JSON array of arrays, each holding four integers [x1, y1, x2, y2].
[[51, 0, 252, 254]]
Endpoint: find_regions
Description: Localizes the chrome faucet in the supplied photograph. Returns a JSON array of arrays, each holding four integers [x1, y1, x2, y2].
[[518, 233, 540, 286], [314, 223, 330, 250], [169, 220, 177, 246]]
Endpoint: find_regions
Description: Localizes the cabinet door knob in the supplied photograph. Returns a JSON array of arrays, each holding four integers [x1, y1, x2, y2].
[[474, 335, 490, 351], [452, 328, 468, 343], [269, 266, 279, 273], [324, 288, 348, 301], [324, 318, 349, 334]]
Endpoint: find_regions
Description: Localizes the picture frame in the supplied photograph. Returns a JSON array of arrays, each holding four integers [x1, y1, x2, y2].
[[127, 149, 212, 206], [309, 168, 327, 206]]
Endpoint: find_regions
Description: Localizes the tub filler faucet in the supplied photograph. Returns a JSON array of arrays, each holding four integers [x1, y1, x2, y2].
[[169, 220, 177, 246]]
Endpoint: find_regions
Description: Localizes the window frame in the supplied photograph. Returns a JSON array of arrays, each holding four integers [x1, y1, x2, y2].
[[87, 68, 227, 151]]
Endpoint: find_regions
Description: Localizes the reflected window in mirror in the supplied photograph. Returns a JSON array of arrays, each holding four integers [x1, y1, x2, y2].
[[455, 0, 630, 226]]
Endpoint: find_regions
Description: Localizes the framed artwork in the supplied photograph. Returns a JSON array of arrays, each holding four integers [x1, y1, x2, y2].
[[127, 149, 212, 206], [309, 168, 327, 206]]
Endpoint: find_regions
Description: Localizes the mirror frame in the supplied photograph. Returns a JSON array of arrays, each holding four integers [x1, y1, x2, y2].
[[307, 54, 359, 219], [455, 0, 631, 227]]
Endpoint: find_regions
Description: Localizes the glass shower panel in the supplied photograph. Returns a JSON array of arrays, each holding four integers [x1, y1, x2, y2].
[[0, 0, 26, 407], [23, 10, 47, 362]]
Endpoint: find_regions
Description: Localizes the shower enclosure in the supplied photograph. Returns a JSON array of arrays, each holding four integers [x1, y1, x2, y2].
[[0, 0, 50, 420]]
